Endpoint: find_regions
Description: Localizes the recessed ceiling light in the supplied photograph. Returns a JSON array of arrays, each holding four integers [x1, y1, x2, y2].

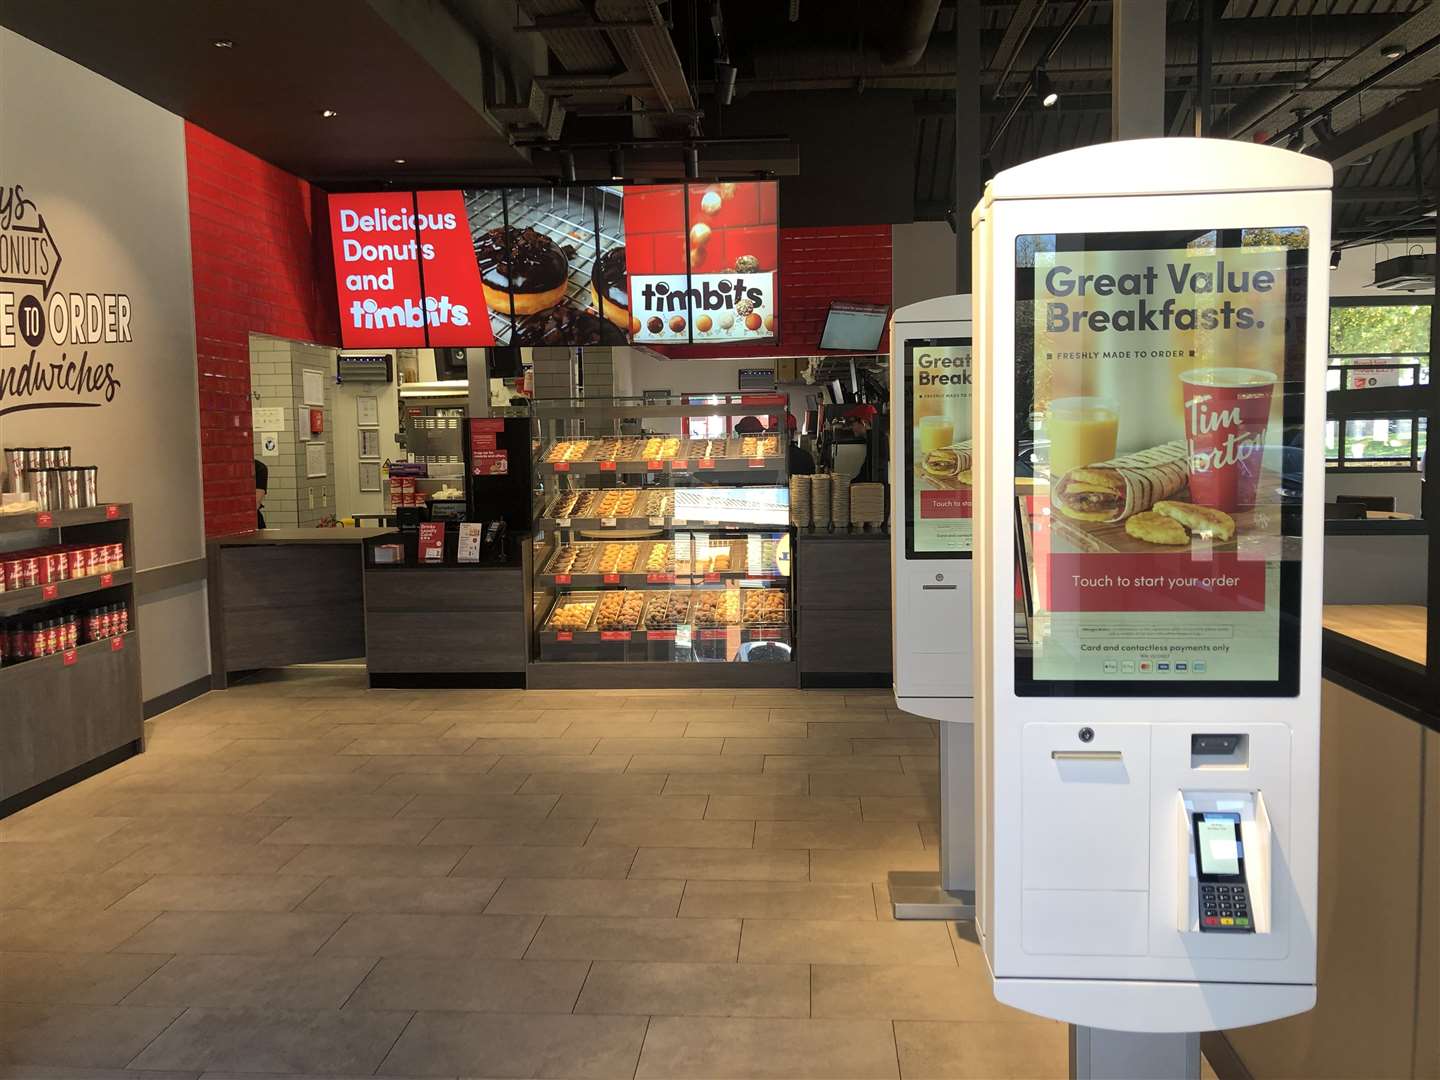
[[393, 158, 406, 165], [1036, 69, 1059, 108], [320, 108, 339, 119], [1380, 43, 1405, 60], [212, 38, 234, 48]]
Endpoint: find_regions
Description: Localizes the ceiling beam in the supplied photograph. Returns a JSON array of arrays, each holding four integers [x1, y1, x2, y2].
[[1312, 84, 1440, 168]]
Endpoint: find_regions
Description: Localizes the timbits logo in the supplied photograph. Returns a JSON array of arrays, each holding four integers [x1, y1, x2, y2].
[[0, 182, 127, 416]]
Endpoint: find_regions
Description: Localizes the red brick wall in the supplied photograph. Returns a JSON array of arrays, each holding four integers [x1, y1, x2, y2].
[[650, 224, 892, 360], [185, 122, 340, 536]]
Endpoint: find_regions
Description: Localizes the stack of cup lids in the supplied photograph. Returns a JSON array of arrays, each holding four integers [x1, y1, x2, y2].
[[789, 475, 812, 528], [850, 482, 885, 526], [811, 473, 833, 529], [830, 474, 851, 531]]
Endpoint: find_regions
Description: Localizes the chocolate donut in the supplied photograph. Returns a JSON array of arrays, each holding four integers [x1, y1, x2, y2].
[[591, 246, 629, 330], [515, 306, 627, 346], [474, 226, 569, 316]]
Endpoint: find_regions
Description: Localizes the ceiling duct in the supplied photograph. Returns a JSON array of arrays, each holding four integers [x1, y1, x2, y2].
[[1372, 251, 1435, 292]]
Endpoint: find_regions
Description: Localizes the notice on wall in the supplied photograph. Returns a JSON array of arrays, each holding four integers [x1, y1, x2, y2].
[[302, 369, 325, 408], [253, 406, 285, 430], [1015, 227, 1307, 693], [259, 432, 279, 458], [356, 396, 379, 427], [305, 440, 327, 479], [905, 339, 973, 558]]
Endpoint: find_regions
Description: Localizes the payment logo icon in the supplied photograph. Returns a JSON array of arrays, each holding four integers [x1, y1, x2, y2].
[[1157, 662, 1171, 671], [1193, 661, 1207, 673], [1121, 661, 1136, 674], [1103, 661, 1118, 674], [1139, 661, 1152, 672], [1175, 662, 1188, 671]]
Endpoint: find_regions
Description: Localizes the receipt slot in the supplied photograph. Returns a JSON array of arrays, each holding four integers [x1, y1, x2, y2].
[[888, 296, 976, 919], [971, 140, 1327, 1074]]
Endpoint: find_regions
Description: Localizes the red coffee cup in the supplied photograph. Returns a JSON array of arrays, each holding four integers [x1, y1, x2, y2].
[[1180, 367, 1277, 512]]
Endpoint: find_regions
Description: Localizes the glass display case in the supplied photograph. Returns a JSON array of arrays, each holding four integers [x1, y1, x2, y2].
[[531, 394, 792, 665]]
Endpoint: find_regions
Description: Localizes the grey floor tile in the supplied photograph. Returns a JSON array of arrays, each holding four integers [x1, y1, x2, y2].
[[627, 754, 765, 774], [525, 916, 741, 962], [0, 952, 169, 1005], [0, 816, 134, 844], [261, 817, 438, 846], [340, 736, 477, 756], [111, 874, 323, 913], [97, 793, 272, 817], [357, 754, 504, 775], [318, 913, 541, 959], [893, 1020, 1069, 1078], [754, 820, 925, 851], [661, 773, 809, 796], [808, 848, 940, 883], [219, 753, 371, 776], [652, 707, 772, 724], [815, 964, 1045, 1024], [106, 816, 286, 847], [740, 919, 957, 966], [0, 1003, 182, 1069], [236, 772, 390, 794], [374, 771, 527, 795], [0, 910, 160, 954], [434, 717, 576, 739], [809, 773, 938, 797], [379, 1010, 647, 1078], [485, 877, 684, 918], [277, 844, 468, 878], [348, 955, 587, 1014], [550, 794, 707, 820], [0, 871, 150, 911], [628, 847, 809, 882], [396, 794, 558, 819], [683, 719, 808, 738], [587, 819, 755, 850], [636, 1016, 899, 1079], [576, 960, 809, 1018], [856, 738, 941, 757], [113, 912, 347, 957], [763, 755, 902, 773], [0, 841, 144, 876], [861, 796, 941, 822], [593, 736, 724, 755], [104, 771, 255, 795], [494, 754, 629, 774], [681, 880, 877, 921], [121, 954, 377, 1010], [128, 1006, 411, 1074], [517, 772, 665, 795], [724, 737, 855, 757], [809, 721, 938, 739], [422, 817, 594, 847], [108, 842, 305, 876], [247, 792, 412, 818], [465, 736, 599, 755], [450, 845, 636, 880], [705, 795, 861, 821], [300, 876, 501, 915]]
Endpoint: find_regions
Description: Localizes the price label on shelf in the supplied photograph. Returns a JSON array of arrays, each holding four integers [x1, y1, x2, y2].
[[553, 461, 570, 472], [599, 461, 617, 472], [99, 573, 114, 588], [556, 518, 572, 528], [697, 459, 715, 470], [751, 628, 784, 640], [646, 573, 675, 585], [748, 458, 765, 468], [647, 517, 665, 527], [556, 631, 573, 642], [35, 512, 53, 527], [105, 505, 121, 519], [41, 584, 59, 600], [704, 572, 720, 583], [670, 460, 689, 470], [554, 574, 572, 585], [110, 636, 125, 652], [647, 461, 663, 471], [62, 648, 78, 666], [647, 629, 677, 642], [603, 573, 621, 584], [698, 628, 728, 640], [600, 630, 632, 642], [601, 517, 617, 528]]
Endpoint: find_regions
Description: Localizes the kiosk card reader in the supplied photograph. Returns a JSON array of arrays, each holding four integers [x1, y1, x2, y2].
[[971, 139, 1328, 1051]]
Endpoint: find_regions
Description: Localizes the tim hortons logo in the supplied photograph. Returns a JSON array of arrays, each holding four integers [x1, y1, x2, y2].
[[0, 182, 127, 417]]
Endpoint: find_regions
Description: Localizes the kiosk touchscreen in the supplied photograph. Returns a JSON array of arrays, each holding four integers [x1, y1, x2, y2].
[[971, 139, 1327, 1038]]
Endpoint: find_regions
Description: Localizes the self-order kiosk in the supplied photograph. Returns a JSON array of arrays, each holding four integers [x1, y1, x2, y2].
[[971, 139, 1327, 1057], [890, 296, 977, 917]]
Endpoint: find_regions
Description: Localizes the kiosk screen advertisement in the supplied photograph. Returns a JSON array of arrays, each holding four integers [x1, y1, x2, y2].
[[329, 182, 778, 350], [905, 338, 973, 558], [1014, 228, 1306, 696]]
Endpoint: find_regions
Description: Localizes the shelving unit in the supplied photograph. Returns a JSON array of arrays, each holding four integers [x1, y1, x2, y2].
[[0, 503, 142, 807], [528, 395, 795, 686]]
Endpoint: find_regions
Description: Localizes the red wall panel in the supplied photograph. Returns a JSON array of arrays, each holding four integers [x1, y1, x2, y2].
[[650, 224, 892, 360], [185, 122, 339, 536]]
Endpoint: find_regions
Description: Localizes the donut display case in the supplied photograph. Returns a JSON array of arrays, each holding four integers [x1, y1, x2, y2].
[[530, 394, 793, 671]]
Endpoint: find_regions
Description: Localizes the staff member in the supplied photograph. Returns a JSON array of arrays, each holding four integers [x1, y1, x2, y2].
[[255, 458, 268, 529], [786, 413, 815, 475]]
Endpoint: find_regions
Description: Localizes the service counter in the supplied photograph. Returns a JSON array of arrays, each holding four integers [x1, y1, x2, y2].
[[206, 528, 392, 688]]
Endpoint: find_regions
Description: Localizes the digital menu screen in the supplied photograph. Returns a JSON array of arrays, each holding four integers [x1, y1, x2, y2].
[[329, 182, 779, 350], [1014, 228, 1306, 695], [905, 338, 973, 558]]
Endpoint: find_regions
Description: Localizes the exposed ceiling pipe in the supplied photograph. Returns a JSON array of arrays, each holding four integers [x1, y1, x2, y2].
[[879, 0, 944, 68]]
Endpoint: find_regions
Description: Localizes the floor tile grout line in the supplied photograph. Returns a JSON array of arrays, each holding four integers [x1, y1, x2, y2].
[[569, 958, 596, 1014], [121, 1001, 191, 1071], [632, 1014, 652, 1080], [370, 1007, 418, 1077], [337, 954, 384, 1012]]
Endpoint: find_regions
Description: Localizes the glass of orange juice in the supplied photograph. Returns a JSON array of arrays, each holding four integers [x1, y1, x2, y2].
[[1047, 397, 1119, 480], [917, 414, 955, 455]]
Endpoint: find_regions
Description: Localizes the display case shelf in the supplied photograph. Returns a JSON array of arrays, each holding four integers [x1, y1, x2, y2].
[[0, 629, 134, 681], [539, 456, 784, 477], [0, 566, 133, 618], [0, 503, 130, 532]]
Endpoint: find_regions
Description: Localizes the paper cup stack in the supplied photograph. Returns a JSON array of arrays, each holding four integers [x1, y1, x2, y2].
[[811, 473, 833, 530], [830, 474, 851, 532], [789, 475, 812, 528], [850, 482, 885, 528]]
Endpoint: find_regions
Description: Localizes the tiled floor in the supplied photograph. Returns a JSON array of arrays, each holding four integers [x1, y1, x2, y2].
[[0, 667, 1067, 1079]]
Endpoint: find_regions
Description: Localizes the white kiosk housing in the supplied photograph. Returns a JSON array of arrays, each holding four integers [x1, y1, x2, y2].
[[971, 140, 1328, 1051], [889, 297, 977, 915]]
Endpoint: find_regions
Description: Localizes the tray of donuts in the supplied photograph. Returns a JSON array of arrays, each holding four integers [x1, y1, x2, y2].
[[540, 488, 676, 531], [540, 540, 674, 587]]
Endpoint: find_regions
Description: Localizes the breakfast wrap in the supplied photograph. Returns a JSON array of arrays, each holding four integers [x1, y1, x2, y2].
[[1054, 441, 1189, 523], [922, 441, 973, 484]]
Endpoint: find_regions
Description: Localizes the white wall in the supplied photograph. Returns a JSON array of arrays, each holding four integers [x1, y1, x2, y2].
[[611, 348, 808, 433], [892, 221, 958, 310], [0, 29, 208, 701]]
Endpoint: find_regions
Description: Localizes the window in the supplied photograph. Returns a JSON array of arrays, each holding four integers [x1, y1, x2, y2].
[[1327, 300, 1431, 471]]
